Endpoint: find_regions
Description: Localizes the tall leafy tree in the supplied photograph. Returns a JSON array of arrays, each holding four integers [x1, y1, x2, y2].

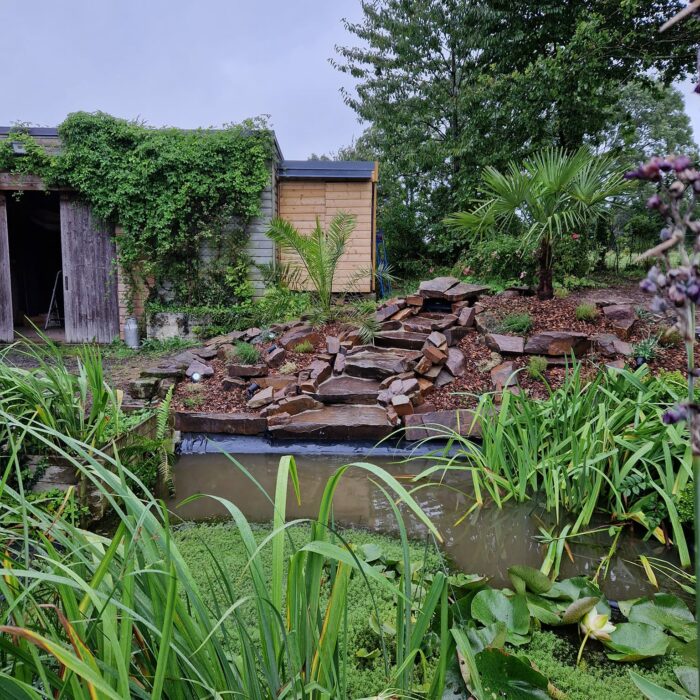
[[334, 0, 698, 263]]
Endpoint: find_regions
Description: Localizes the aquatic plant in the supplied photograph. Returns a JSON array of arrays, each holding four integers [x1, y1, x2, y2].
[[0, 409, 455, 699], [410, 361, 692, 562]]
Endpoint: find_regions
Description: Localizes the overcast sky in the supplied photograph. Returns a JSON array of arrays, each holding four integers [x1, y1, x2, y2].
[[1, 0, 698, 159]]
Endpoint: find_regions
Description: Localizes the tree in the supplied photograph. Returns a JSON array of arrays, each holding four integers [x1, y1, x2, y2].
[[334, 1, 698, 263], [446, 148, 628, 299], [266, 212, 356, 314]]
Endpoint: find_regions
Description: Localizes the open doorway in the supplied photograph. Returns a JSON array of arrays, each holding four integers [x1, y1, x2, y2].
[[7, 192, 64, 340]]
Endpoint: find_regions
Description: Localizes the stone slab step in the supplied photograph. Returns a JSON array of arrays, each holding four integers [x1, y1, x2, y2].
[[375, 331, 429, 350], [404, 409, 483, 441], [313, 376, 381, 404], [267, 405, 392, 441], [174, 412, 267, 435]]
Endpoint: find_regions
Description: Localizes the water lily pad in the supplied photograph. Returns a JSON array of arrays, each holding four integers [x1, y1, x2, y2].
[[544, 576, 602, 602], [628, 594, 697, 643], [355, 647, 380, 660], [465, 621, 508, 653], [605, 622, 670, 662], [448, 572, 488, 591], [472, 589, 530, 636], [629, 671, 687, 699], [508, 565, 553, 595], [361, 543, 383, 563], [526, 593, 562, 625], [475, 648, 550, 699], [674, 666, 699, 697]]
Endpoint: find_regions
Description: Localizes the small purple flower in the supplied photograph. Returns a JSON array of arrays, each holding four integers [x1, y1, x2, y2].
[[663, 405, 688, 424], [674, 155, 693, 172], [640, 278, 657, 294], [660, 227, 671, 241], [646, 194, 662, 209]]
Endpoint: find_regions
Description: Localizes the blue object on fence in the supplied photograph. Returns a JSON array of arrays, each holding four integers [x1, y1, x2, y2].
[[376, 227, 392, 298]]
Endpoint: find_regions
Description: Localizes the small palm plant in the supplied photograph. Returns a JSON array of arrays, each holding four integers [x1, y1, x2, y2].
[[266, 212, 356, 315], [445, 148, 628, 299]]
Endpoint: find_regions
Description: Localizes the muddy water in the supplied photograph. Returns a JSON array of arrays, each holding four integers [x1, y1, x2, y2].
[[168, 438, 681, 600]]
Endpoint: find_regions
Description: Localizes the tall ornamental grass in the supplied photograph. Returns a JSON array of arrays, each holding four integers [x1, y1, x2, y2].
[[0, 408, 453, 699], [411, 362, 692, 565]]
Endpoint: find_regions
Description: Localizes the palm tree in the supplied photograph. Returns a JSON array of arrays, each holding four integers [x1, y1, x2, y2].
[[445, 148, 629, 299], [266, 212, 356, 314]]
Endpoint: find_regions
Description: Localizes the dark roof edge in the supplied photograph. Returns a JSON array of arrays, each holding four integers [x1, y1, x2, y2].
[[279, 160, 376, 180]]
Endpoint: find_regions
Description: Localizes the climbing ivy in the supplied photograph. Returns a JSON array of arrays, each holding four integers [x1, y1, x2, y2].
[[0, 112, 274, 308]]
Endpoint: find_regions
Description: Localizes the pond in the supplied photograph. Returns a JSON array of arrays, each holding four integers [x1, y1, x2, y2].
[[167, 435, 683, 601]]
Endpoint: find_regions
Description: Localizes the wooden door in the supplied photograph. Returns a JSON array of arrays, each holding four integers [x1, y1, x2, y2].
[[60, 196, 119, 343], [0, 195, 12, 342]]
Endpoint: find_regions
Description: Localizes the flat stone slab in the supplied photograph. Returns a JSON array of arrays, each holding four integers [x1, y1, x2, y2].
[[403, 313, 457, 333], [314, 376, 381, 404], [174, 412, 267, 435], [268, 405, 392, 440], [419, 276, 460, 298], [279, 326, 323, 350], [524, 331, 590, 356], [345, 350, 417, 380], [375, 331, 430, 350], [442, 282, 490, 302], [592, 333, 633, 357], [485, 333, 525, 354], [404, 409, 482, 441]]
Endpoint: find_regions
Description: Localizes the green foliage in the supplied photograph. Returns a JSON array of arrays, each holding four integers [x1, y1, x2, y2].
[[292, 340, 314, 354], [462, 235, 537, 287], [575, 303, 599, 322], [411, 362, 693, 563], [527, 356, 548, 379], [633, 337, 660, 363], [1, 113, 274, 308], [497, 312, 533, 335], [266, 212, 357, 314], [232, 341, 261, 365], [446, 147, 629, 298], [676, 482, 695, 524]]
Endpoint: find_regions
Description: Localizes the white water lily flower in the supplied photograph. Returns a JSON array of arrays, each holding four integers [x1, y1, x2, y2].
[[580, 609, 616, 641]]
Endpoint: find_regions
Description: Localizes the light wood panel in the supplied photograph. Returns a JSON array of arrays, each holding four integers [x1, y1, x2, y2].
[[278, 179, 374, 293]]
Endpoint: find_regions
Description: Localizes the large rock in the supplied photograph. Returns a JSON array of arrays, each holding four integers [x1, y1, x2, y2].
[[442, 282, 490, 302], [128, 377, 160, 400], [457, 307, 475, 327], [265, 347, 287, 367], [257, 375, 297, 390], [247, 386, 276, 409], [603, 304, 636, 322], [174, 412, 267, 435], [345, 349, 416, 380], [314, 376, 381, 404], [485, 333, 525, 354], [524, 331, 590, 356], [262, 395, 323, 417], [403, 313, 457, 333], [444, 325, 471, 346], [186, 360, 214, 378], [375, 331, 430, 350], [445, 347, 466, 377], [404, 409, 482, 440], [592, 333, 633, 357], [375, 304, 401, 322], [491, 361, 517, 390], [267, 405, 393, 440], [418, 276, 461, 298], [228, 363, 267, 378], [279, 325, 323, 350]]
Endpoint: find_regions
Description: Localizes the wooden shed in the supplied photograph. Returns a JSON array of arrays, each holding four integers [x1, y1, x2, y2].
[[0, 127, 378, 343], [277, 160, 379, 293]]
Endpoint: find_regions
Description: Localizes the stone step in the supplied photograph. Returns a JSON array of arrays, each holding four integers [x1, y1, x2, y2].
[[313, 376, 381, 404], [267, 405, 392, 441], [344, 349, 418, 380], [374, 331, 429, 350]]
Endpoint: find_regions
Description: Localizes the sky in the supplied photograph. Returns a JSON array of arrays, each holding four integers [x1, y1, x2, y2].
[[1, 0, 698, 159]]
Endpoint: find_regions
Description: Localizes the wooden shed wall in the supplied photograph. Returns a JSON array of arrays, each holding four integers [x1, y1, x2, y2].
[[277, 180, 375, 293]]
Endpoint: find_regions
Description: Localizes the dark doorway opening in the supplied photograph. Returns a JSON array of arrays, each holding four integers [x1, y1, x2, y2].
[[7, 192, 64, 337]]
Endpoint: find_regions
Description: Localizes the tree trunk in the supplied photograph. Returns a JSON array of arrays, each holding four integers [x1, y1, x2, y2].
[[537, 239, 554, 300]]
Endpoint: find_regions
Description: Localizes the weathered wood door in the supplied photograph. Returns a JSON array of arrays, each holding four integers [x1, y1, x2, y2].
[[60, 196, 119, 343], [0, 194, 12, 342]]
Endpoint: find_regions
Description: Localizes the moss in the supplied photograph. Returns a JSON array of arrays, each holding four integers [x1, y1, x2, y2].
[[517, 630, 682, 700], [174, 522, 440, 699]]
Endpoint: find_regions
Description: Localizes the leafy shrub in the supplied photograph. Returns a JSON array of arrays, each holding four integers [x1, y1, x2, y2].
[[292, 340, 315, 353], [233, 341, 261, 365], [496, 312, 533, 334], [463, 235, 537, 286], [676, 481, 695, 524], [554, 288, 570, 299], [575, 303, 598, 322], [632, 337, 659, 362], [659, 327, 683, 347], [527, 356, 548, 379]]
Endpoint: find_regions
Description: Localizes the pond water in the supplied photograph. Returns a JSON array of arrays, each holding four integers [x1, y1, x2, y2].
[[168, 436, 683, 601]]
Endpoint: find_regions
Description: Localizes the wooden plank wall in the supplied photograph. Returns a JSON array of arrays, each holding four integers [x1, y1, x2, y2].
[[0, 194, 12, 341], [278, 180, 374, 293]]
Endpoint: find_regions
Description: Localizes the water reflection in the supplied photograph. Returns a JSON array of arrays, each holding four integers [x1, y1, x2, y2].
[[167, 446, 682, 600]]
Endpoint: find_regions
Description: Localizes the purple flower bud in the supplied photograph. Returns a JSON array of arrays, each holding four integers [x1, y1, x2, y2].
[[693, 179, 700, 193], [669, 180, 685, 198], [673, 155, 692, 172], [663, 405, 688, 424], [640, 278, 656, 293], [660, 227, 671, 241], [695, 83, 700, 95], [646, 194, 662, 209], [650, 296, 668, 313], [687, 282, 700, 303], [659, 159, 673, 173], [624, 169, 640, 180]]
